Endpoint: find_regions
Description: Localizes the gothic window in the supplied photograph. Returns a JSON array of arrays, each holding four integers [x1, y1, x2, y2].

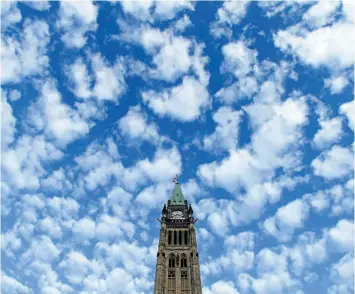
[[168, 231, 172, 245], [185, 231, 188, 245], [169, 254, 175, 268], [181, 270, 188, 294], [176, 254, 179, 267], [181, 254, 187, 268], [174, 231, 177, 245], [168, 270, 176, 294], [179, 231, 182, 245]]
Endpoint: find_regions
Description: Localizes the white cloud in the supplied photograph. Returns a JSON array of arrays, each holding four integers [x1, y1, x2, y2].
[[1, 271, 33, 294], [312, 145, 353, 179], [225, 231, 255, 251], [302, 0, 340, 28], [21, 236, 60, 265], [154, 1, 194, 20], [210, 1, 250, 38], [263, 199, 310, 242], [340, 100, 354, 130], [221, 40, 257, 78], [313, 117, 343, 149], [142, 76, 210, 121], [72, 217, 96, 241], [208, 211, 229, 236], [74, 138, 124, 192], [27, 80, 92, 147], [96, 214, 135, 241], [46, 196, 80, 221], [1, 92, 16, 150], [324, 75, 349, 94], [57, 0, 98, 49], [2, 230, 22, 258], [135, 182, 171, 210], [59, 251, 91, 285], [118, 22, 209, 85], [25, 1, 50, 11], [216, 42, 294, 104], [203, 107, 243, 152], [303, 191, 330, 213], [9, 89, 21, 101], [91, 53, 126, 102], [274, 21, 353, 71], [118, 105, 161, 144], [201, 231, 255, 277], [328, 253, 354, 294], [1, 2, 22, 29], [173, 14, 192, 32], [67, 57, 92, 99], [2, 135, 64, 190], [67, 54, 126, 102], [39, 217, 62, 239], [198, 96, 308, 194], [328, 219, 354, 253], [41, 168, 73, 192], [203, 281, 240, 294], [238, 248, 302, 294], [120, 0, 194, 22], [1, 19, 49, 84]]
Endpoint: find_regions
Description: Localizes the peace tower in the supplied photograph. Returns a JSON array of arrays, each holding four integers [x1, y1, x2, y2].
[[154, 176, 202, 294]]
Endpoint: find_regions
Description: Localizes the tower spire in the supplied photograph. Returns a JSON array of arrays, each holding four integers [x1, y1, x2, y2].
[[170, 174, 185, 205]]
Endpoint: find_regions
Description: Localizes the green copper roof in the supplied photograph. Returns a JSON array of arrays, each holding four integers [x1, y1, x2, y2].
[[170, 183, 185, 205]]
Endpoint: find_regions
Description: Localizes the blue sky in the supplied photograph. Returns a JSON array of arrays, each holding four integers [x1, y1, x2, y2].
[[1, 1, 354, 293]]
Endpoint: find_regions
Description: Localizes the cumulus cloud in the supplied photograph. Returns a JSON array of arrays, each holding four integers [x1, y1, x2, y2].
[[328, 219, 354, 253], [2, 135, 64, 190], [201, 231, 255, 277], [1, 19, 49, 84], [1, 92, 17, 150], [1, 2, 22, 29], [263, 199, 310, 242], [57, 0, 98, 49], [118, 22, 209, 85], [118, 105, 161, 145], [328, 253, 354, 294], [210, 1, 250, 38], [312, 145, 354, 180], [274, 1, 354, 72], [120, 0, 194, 22], [203, 281, 240, 294], [324, 75, 350, 94], [313, 117, 343, 149], [339, 100, 354, 130], [142, 76, 210, 121], [27, 80, 92, 147], [198, 95, 308, 194], [1, 271, 33, 294], [203, 107, 243, 153]]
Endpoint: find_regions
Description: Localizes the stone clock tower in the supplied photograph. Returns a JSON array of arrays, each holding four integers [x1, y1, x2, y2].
[[154, 176, 202, 294]]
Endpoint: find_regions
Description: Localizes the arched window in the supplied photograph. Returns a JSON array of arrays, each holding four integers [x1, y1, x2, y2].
[[179, 231, 182, 245], [169, 254, 175, 268], [184, 231, 188, 245], [181, 254, 187, 268], [174, 231, 177, 245], [168, 231, 172, 245]]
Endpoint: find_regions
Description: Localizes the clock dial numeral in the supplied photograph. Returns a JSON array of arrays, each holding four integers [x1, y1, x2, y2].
[[172, 211, 184, 219]]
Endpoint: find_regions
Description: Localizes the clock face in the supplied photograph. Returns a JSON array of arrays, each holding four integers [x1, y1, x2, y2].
[[171, 211, 184, 219]]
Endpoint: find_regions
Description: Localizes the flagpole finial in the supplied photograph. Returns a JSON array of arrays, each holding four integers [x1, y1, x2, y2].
[[173, 174, 179, 184]]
